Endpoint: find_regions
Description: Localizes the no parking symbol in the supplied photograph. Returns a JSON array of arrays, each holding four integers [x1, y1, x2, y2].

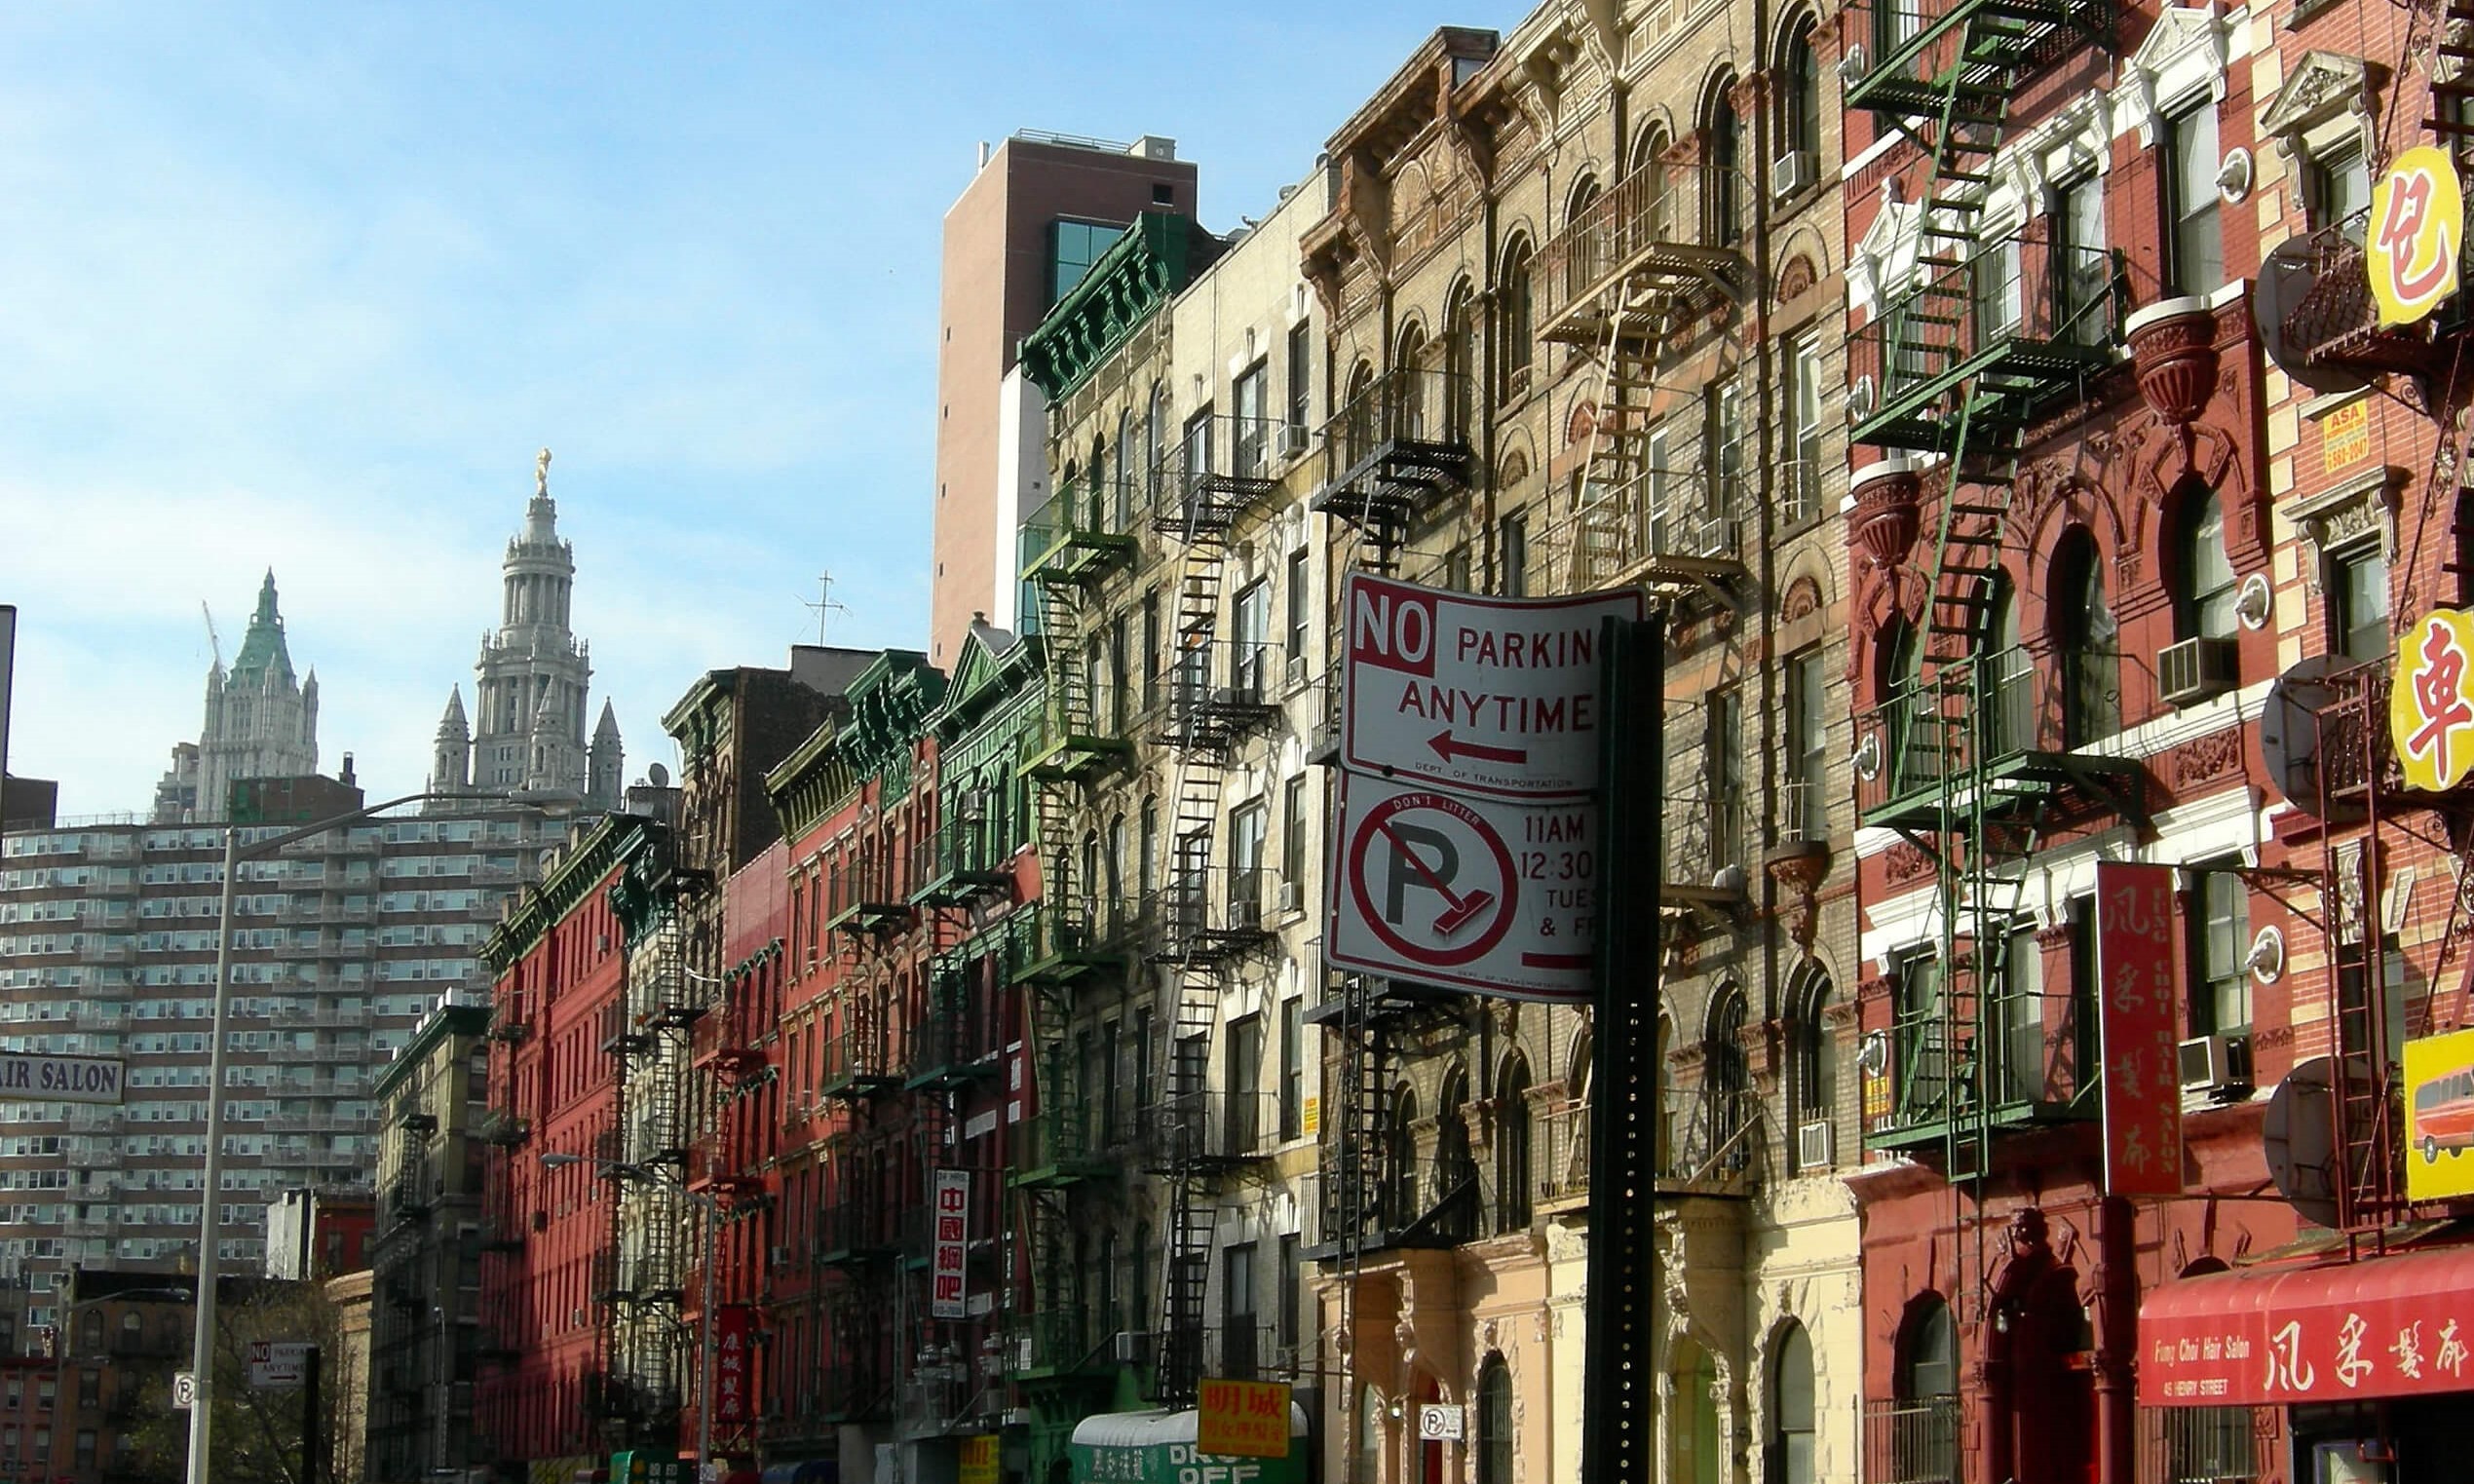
[[1328, 772, 1598, 1002]]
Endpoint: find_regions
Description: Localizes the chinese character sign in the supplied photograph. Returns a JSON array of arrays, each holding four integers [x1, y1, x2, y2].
[[1198, 1378, 1294, 1460], [2392, 609, 2474, 792], [932, 1167, 971, 1319], [2404, 1027, 2474, 1200], [960, 1435, 1001, 1484], [2096, 862, 2185, 1197], [712, 1304, 755, 1426], [2368, 145, 2464, 327]]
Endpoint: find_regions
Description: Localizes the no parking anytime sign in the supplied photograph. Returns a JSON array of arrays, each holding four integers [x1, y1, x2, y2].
[[1326, 772, 1600, 1002]]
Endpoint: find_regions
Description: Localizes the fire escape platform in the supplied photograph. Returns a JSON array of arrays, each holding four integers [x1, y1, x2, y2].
[[1864, 1095, 2091, 1156], [1309, 439, 1473, 526], [1538, 251, 1747, 347], [1851, 337, 2113, 453], [1842, 0, 2112, 119], [1022, 530, 1137, 587], [1859, 747, 2147, 833]]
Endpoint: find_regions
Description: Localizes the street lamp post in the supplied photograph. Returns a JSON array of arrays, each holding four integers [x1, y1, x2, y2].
[[187, 790, 540, 1484], [541, 1152, 720, 1479]]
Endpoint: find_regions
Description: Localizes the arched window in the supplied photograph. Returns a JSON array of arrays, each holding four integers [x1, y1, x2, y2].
[[1900, 1294, 1959, 1399], [1358, 1384, 1389, 1484], [1115, 408, 1136, 530], [1792, 970, 1837, 1163], [1388, 1085, 1421, 1230], [1345, 361, 1378, 466], [1982, 573, 2028, 757], [1106, 814, 1127, 932], [1130, 1220, 1152, 1334], [1477, 1356, 1514, 1484], [1634, 129, 1676, 240], [1498, 236, 1535, 396], [1778, 19, 1822, 173], [1080, 830, 1101, 920], [1088, 437, 1108, 532], [1496, 1055, 1534, 1231], [2173, 481, 2237, 641], [1704, 986, 1749, 1174], [1671, 1334, 1723, 1484], [1442, 281, 1477, 440], [1707, 87, 1744, 247], [1772, 1321, 1816, 1484], [1395, 324, 1430, 440], [2052, 528, 2120, 746], [1436, 1067, 1478, 1239], [1146, 382, 1169, 503], [1875, 616, 1922, 793]]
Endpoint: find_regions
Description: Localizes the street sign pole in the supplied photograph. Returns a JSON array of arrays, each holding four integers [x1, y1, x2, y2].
[[303, 1343, 322, 1484], [1581, 611, 1661, 1484]]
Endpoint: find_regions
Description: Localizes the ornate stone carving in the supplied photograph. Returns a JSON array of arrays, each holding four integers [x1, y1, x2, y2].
[[2282, 463, 2403, 592], [1776, 253, 1818, 302], [2170, 728, 2244, 785], [1781, 575, 1824, 623], [1849, 461, 1923, 571], [1766, 843, 1831, 951], [2126, 299, 2220, 426], [1884, 841, 1935, 883]]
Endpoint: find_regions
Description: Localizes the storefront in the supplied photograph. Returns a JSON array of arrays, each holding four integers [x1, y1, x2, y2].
[[2139, 1237, 2474, 1482], [1069, 1404, 1311, 1484]]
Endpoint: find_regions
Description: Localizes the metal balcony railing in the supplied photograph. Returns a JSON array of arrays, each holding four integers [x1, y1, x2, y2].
[[1535, 159, 1751, 333], [1661, 1084, 1760, 1190], [1313, 366, 1475, 520], [1862, 1396, 1961, 1484], [1537, 463, 1746, 594], [1536, 1100, 1591, 1211], [1152, 415, 1291, 537], [1020, 477, 1140, 585], [1161, 641, 1284, 746], [1138, 1090, 1280, 1170], [1157, 867, 1278, 959]]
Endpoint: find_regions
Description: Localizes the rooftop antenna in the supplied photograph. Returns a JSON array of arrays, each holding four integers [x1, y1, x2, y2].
[[200, 601, 223, 669], [803, 572, 849, 646]]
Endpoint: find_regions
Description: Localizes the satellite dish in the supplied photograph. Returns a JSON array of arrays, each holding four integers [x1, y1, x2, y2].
[[2264, 1054, 2351, 1228], [2260, 654, 2344, 813], [2254, 238, 2371, 398], [648, 763, 670, 787]]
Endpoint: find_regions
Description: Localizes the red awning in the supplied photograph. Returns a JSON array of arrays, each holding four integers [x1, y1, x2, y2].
[[2140, 1241, 2474, 1405]]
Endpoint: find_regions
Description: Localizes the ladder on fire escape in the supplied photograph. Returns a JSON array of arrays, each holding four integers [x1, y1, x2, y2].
[[1559, 266, 1675, 590], [1842, 0, 2112, 1203]]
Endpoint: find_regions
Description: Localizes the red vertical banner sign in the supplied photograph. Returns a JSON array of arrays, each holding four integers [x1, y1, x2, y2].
[[932, 1167, 971, 1319], [712, 1304, 754, 1426], [2096, 862, 2185, 1196]]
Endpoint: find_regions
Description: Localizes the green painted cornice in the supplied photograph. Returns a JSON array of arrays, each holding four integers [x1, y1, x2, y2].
[[764, 722, 856, 845], [1019, 212, 1212, 401], [372, 1002, 489, 1100], [934, 628, 1045, 742], [482, 812, 662, 970]]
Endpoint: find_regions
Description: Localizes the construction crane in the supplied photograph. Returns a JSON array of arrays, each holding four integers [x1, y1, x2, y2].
[[200, 602, 222, 669]]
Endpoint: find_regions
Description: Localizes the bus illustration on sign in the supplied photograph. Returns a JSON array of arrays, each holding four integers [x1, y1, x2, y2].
[[2404, 1027, 2474, 1199]]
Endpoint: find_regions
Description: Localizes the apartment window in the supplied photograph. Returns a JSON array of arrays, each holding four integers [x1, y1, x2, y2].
[[1139, 799, 1160, 909], [2174, 485, 2238, 640], [1780, 19, 1822, 169], [1132, 1008, 1154, 1115], [2055, 529, 2122, 745], [1499, 237, 1536, 396], [1500, 512, 1529, 597], [1786, 336, 1822, 522], [1229, 1015, 1263, 1156], [1280, 776, 1309, 907], [1496, 1057, 1533, 1231], [1234, 580, 1272, 699], [1183, 407, 1216, 486], [1478, 1358, 1515, 1484], [2189, 862, 2251, 1037], [1994, 924, 2045, 1106], [1222, 1241, 1259, 1379], [1142, 590, 1161, 709], [1109, 614, 1130, 733], [2057, 172, 2112, 345], [1049, 219, 1126, 306], [1286, 320, 1312, 434], [2164, 101, 2225, 296], [1707, 377, 1746, 516], [2330, 540, 2389, 665], [2309, 143, 2372, 230], [1277, 1233, 1302, 1350], [1707, 94, 1744, 247], [1230, 798, 1268, 926], [1286, 548, 1311, 664], [1235, 360, 1270, 477], [1279, 995, 1306, 1141], [1784, 650, 1827, 841], [1707, 687, 1743, 869], [1444, 543, 1474, 592], [1772, 1322, 1817, 1484]]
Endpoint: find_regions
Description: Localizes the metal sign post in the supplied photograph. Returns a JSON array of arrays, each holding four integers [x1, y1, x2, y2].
[[1581, 612, 1662, 1484]]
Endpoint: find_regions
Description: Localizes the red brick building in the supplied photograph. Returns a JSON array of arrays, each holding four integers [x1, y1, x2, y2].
[[476, 811, 664, 1476]]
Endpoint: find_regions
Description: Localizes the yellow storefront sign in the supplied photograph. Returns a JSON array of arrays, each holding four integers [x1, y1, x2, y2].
[[2321, 398, 2369, 474], [2392, 608, 2474, 791], [961, 1433, 1002, 1484], [2368, 145, 2463, 327], [1198, 1378, 1292, 1460], [2405, 1027, 2474, 1200]]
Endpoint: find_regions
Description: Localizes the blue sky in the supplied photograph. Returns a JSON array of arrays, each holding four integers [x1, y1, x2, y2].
[[0, 2, 1522, 817]]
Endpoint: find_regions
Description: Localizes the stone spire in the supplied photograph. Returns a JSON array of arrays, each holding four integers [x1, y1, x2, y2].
[[185, 570, 319, 821], [430, 687, 471, 795], [465, 448, 608, 805], [589, 700, 624, 812]]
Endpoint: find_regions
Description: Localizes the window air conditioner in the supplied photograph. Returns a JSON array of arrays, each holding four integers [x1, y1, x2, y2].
[[1772, 151, 1818, 199], [2178, 1034, 2243, 1093], [1796, 1118, 1835, 1171], [1114, 1329, 1151, 1365], [1277, 881, 1306, 915], [1280, 423, 1313, 458], [1285, 653, 1308, 690], [2156, 636, 2239, 708]]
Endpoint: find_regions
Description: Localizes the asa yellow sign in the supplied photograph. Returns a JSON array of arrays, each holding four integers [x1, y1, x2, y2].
[[2392, 609, 2474, 791], [960, 1434, 1001, 1484], [2369, 145, 2464, 327], [1198, 1378, 1293, 1459], [2405, 1027, 2474, 1200]]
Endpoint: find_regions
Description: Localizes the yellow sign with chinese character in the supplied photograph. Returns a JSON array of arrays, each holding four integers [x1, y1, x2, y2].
[[2393, 609, 2474, 791], [2322, 398, 2370, 474], [2404, 1027, 2474, 1200], [1198, 1378, 1293, 1459], [960, 1434, 1001, 1484], [1301, 1094, 1320, 1137], [2368, 145, 2464, 327]]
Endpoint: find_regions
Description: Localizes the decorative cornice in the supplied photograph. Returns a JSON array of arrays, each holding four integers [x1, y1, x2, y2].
[[1019, 213, 1213, 402]]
